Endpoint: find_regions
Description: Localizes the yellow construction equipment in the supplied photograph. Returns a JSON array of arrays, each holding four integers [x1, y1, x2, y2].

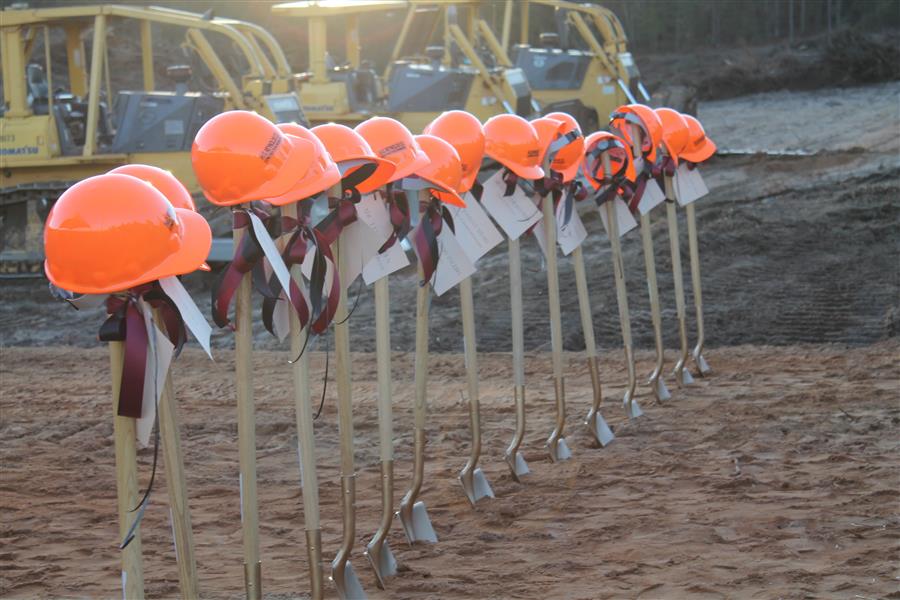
[[0, 4, 306, 273], [271, 0, 537, 133], [494, 0, 650, 131]]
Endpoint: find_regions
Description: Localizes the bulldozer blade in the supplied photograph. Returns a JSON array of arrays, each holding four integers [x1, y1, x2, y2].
[[364, 538, 397, 590], [331, 560, 366, 600], [504, 450, 530, 482], [459, 467, 494, 506], [585, 411, 615, 447], [695, 353, 711, 375], [397, 501, 437, 545]]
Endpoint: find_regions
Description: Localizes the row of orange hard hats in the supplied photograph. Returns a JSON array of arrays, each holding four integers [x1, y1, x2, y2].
[[43, 105, 716, 296]]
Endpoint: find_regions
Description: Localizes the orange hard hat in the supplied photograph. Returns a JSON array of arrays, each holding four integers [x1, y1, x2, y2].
[[44, 174, 211, 295], [191, 110, 324, 207], [483, 114, 545, 180], [423, 110, 484, 193], [537, 113, 584, 182], [356, 117, 429, 184], [655, 108, 691, 162], [609, 104, 663, 163], [108, 164, 211, 271], [679, 114, 717, 164], [276, 122, 343, 198], [412, 134, 466, 207], [582, 131, 636, 190], [311, 123, 396, 193]]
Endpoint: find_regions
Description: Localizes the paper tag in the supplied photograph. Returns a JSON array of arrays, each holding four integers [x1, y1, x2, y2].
[[430, 224, 476, 296], [337, 219, 383, 286], [675, 164, 709, 206], [533, 213, 548, 260], [356, 192, 393, 240], [447, 191, 504, 263], [556, 201, 588, 256], [65, 293, 107, 311], [599, 197, 638, 238], [159, 276, 212, 358], [363, 243, 409, 285], [638, 178, 666, 215], [479, 170, 542, 240], [135, 300, 175, 447], [247, 211, 292, 296]]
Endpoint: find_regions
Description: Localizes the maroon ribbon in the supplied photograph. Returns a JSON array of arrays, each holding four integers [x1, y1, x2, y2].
[[410, 194, 453, 285], [377, 184, 412, 253], [99, 283, 186, 419], [653, 155, 678, 202]]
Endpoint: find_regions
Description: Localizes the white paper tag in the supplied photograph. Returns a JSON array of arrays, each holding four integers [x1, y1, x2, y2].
[[158, 276, 212, 358], [121, 571, 127, 600], [533, 211, 548, 260], [247, 211, 292, 297], [599, 197, 638, 238], [337, 219, 383, 286], [430, 224, 476, 296], [638, 178, 666, 215], [675, 163, 709, 206], [135, 300, 175, 448], [447, 191, 504, 263], [362, 242, 409, 285], [356, 192, 393, 240], [65, 294, 107, 311], [556, 201, 588, 256], [479, 170, 542, 240]]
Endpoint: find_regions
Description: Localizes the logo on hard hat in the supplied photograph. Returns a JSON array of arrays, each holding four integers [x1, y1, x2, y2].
[[259, 132, 282, 162], [378, 142, 407, 158]]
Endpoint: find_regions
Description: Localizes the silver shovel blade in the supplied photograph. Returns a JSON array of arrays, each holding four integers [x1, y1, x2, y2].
[[472, 468, 495, 502], [513, 452, 530, 478], [365, 540, 397, 588], [331, 561, 366, 600], [555, 438, 572, 461], [397, 501, 438, 544], [696, 354, 711, 374], [656, 377, 672, 401], [680, 369, 695, 385], [591, 413, 616, 447], [625, 398, 644, 419]]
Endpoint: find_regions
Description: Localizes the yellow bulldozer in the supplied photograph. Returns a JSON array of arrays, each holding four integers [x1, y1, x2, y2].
[[271, 0, 538, 133], [0, 4, 307, 274]]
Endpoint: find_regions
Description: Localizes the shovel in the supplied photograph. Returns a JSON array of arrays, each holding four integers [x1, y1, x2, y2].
[[364, 274, 398, 588], [599, 153, 641, 420], [109, 341, 146, 600], [329, 192, 367, 600], [282, 202, 325, 600], [663, 175, 694, 387], [540, 190, 572, 462], [233, 211, 263, 600], [503, 236, 530, 481], [458, 275, 495, 505], [397, 190, 438, 544], [153, 311, 200, 600], [629, 125, 671, 403], [685, 202, 711, 375], [572, 245, 615, 447]]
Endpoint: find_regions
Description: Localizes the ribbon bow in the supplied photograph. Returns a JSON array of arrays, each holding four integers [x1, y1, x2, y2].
[[410, 193, 454, 285], [377, 182, 412, 253]]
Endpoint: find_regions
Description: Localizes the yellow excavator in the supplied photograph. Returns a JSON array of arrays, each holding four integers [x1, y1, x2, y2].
[[271, 0, 537, 133], [0, 4, 306, 273]]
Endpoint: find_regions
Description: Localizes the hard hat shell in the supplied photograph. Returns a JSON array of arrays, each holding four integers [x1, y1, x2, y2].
[[311, 123, 396, 193], [655, 107, 691, 163], [423, 110, 484, 194], [483, 114, 545, 181], [534, 113, 584, 183], [108, 164, 211, 271], [583, 131, 636, 190], [412, 134, 466, 207], [191, 110, 323, 207], [610, 104, 663, 163], [679, 114, 717, 164], [356, 117, 430, 184], [44, 174, 211, 294], [276, 122, 343, 198]]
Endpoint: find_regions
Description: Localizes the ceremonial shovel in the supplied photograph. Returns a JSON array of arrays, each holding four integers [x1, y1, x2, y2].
[[663, 173, 694, 386], [397, 189, 439, 544], [503, 233, 530, 481], [685, 200, 711, 375], [629, 124, 671, 402]]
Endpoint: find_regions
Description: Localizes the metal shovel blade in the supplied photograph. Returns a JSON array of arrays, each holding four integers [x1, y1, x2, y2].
[[504, 451, 530, 482], [696, 354, 711, 375], [459, 467, 495, 506], [396, 501, 437, 544], [679, 368, 695, 385], [364, 539, 397, 590], [656, 377, 672, 401], [548, 437, 572, 462], [625, 398, 644, 419], [588, 412, 616, 447], [331, 560, 366, 600]]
